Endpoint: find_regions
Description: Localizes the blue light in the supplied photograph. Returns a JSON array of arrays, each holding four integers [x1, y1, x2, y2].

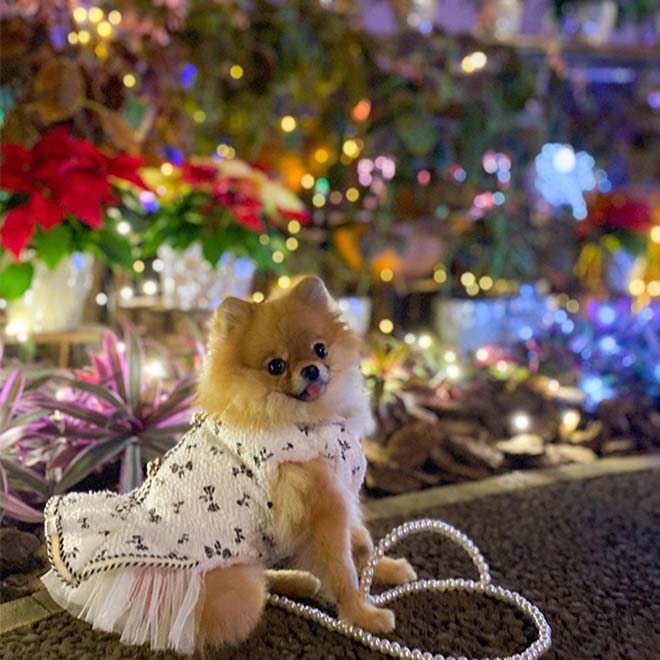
[[654, 364, 660, 381], [640, 307, 654, 322], [140, 191, 160, 213], [519, 284, 534, 298], [162, 146, 184, 166], [580, 375, 614, 408], [519, 326, 533, 341], [71, 253, 85, 271], [453, 167, 467, 183], [561, 320, 575, 334], [597, 304, 616, 326], [534, 143, 596, 219], [180, 64, 197, 89], [598, 336, 618, 354], [621, 355, 634, 367], [554, 309, 568, 324]]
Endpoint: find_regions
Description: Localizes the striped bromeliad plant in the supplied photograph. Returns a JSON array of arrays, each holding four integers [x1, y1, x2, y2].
[[0, 328, 197, 523]]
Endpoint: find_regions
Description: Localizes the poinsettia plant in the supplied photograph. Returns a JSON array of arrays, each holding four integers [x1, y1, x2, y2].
[[139, 158, 310, 270], [0, 127, 149, 300]]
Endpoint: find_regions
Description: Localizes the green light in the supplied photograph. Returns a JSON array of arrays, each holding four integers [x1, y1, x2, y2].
[[315, 177, 330, 194]]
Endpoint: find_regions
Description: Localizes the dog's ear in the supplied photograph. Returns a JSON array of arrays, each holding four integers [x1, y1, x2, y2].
[[292, 276, 331, 307], [214, 296, 254, 335]]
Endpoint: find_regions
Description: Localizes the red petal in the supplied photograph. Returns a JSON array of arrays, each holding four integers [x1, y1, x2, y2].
[[0, 205, 36, 259], [108, 154, 150, 190], [276, 206, 311, 225], [0, 144, 34, 194], [231, 207, 265, 232], [31, 192, 65, 230]]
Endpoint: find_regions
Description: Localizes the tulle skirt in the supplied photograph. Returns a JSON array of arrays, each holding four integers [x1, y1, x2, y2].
[[41, 566, 204, 654]]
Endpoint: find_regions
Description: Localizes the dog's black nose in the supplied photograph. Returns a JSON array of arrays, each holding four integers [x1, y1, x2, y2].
[[301, 365, 320, 382]]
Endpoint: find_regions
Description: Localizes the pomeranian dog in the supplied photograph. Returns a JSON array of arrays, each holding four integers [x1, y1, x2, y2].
[[194, 276, 416, 649]]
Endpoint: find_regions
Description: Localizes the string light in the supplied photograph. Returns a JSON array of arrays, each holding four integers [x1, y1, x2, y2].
[[78, 30, 91, 44], [108, 10, 122, 25], [342, 139, 360, 159], [461, 51, 488, 74], [404, 333, 416, 345], [272, 250, 284, 263], [73, 7, 88, 22], [120, 286, 133, 301], [277, 275, 291, 289], [123, 73, 137, 88], [380, 268, 393, 282], [133, 260, 145, 273], [259, 234, 270, 246], [67, 32, 79, 45], [479, 275, 493, 290], [96, 20, 112, 37], [418, 334, 432, 349], [142, 280, 158, 296], [460, 272, 476, 286], [566, 299, 580, 313], [562, 409, 581, 430], [475, 347, 489, 363], [88, 7, 104, 23], [329, 191, 343, 205], [229, 64, 244, 80], [346, 187, 359, 202], [433, 268, 447, 284], [160, 162, 174, 176], [280, 115, 296, 132], [95, 43, 108, 59], [648, 281, 660, 297], [252, 291, 265, 303], [287, 220, 301, 234], [117, 221, 131, 235], [378, 319, 394, 334], [312, 193, 326, 208], [285, 237, 299, 251], [629, 279, 645, 296], [146, 359, 166, 379], [152, 259, 164, 273], [95, 293, 108, 306], [511, 412, 531, 432], [301, 174, 315, 189], [193, 109, 206, 123], [314, 148, 329, 163], [352, 98, 371, 122], [444, 350, 457, 363], [446, 364, 461, 380], [651, 227, 660, 244]]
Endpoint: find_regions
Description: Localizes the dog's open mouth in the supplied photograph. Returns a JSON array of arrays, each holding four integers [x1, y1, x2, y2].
[[296, 381, 327, 401]]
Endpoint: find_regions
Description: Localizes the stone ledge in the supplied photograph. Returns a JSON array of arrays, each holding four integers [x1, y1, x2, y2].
[[363, 453, 660, 521], [0, 594, 52, 635]]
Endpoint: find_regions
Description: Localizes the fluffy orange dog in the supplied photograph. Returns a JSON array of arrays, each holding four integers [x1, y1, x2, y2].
[[195, 276, 415, 649]]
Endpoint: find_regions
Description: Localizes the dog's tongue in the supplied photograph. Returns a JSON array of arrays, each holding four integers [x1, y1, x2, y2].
[[305, 383, 324, 400]]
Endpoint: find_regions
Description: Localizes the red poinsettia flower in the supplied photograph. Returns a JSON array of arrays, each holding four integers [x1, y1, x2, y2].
[[212, 177, 265, 232], [0, 127, 149, 259], [585, 192, 651, 234], [181, 162, 218, 184]]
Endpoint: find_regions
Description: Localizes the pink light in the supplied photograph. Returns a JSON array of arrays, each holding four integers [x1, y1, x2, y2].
[[417, 169, 431, 186]]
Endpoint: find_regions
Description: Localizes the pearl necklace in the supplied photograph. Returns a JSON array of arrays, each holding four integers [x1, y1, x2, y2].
[[268, 518, 552, 660]]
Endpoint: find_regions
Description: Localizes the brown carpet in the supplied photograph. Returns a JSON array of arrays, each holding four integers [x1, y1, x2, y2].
[[2, 469, 659, 660]]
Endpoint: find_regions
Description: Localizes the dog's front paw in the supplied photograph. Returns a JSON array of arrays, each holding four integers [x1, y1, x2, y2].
[[374, 557, 417, 585], [342, 601, 395, 634]]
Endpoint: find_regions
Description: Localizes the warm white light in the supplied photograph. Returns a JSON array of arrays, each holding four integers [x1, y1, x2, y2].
[[288, 220, 301, 234], [379, 319, 394, 334], [117, 221, 131, 235], [252, 291, 265, 303], [152, 258, 164, 272], [277, 275, 291, 289], [511, 412, 531, 432], [117, 341, 126, 352], [404, 333, 416, 345], [280, 115, 297, 132], [418, 334, 433, 349], [120, 286, 133, 300], [475, 347, 489, 362], [272, 250, 284, 264], [55, 388, 67, 401], [444, 350, 457, 363], [547, 379, 560, 392], [562, 409, 581, 430], [95, 292, 108, 305], [142, 280, 158, 296], [146, 359, 166, 379], [651, 226, 660, 244], [446, 364, 461, 380]]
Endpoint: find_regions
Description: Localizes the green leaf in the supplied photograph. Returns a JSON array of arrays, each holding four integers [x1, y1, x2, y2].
[[97, 225, 133, 269], [0, 262, 34, 300], [33, 224, 72, 270], [0, 458, 50, 497], [119, 441, 142, 493], [55, 436, 131, 493]]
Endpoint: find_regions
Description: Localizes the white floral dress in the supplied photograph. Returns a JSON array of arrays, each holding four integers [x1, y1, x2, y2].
[[42, 413, 366, 654]]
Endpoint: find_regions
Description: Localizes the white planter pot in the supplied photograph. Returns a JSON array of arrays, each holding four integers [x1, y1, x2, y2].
[[433, 285, 552, 351], [158, 244, 256, 311], [494, 0, 523, 39], [6, 253, 94, 334], [337, 297, 372, 335]]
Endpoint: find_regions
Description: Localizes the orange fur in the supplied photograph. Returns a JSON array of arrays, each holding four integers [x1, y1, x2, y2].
[[195, 277, 412, 648]]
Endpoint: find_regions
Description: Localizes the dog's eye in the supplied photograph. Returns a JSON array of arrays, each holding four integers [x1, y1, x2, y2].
[[313, 343, 327, 359], [267, 359, 287, 376]]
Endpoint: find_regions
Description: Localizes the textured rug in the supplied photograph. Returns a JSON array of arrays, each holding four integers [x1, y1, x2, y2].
[[2, 469, 659, 660]]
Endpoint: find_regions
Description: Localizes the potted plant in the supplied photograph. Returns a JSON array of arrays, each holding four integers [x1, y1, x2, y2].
[[0, 127, 148, 334], [138, 157, 310, 310]]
